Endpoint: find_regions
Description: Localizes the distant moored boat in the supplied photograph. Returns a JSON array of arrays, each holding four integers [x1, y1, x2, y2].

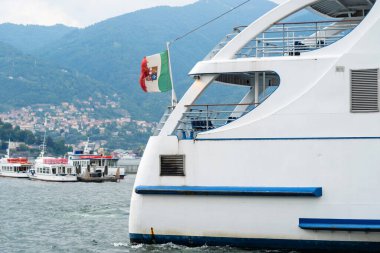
[[0, 140, 32, 179]]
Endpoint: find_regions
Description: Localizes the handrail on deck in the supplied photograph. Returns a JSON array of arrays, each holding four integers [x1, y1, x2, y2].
[[206, 19, 361, 59], [175, 102, 258, 139]]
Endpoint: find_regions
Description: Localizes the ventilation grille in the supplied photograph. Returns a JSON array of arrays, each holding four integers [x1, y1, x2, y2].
[[351, 69, 379, 113], [160, 155, 185, 176]]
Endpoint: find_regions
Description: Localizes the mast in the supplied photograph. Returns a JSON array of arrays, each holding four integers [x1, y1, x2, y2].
[[40, 117, 47, 158], [5, 139, 10, 159], [84, 137, 90, 154], [166, 42, 177, 107]]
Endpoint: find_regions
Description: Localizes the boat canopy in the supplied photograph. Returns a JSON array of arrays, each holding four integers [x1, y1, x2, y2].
[[310, 0, 376, 18]]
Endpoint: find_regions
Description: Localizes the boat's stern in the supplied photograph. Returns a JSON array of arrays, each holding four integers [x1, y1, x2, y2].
[[129, 135, 180, 240]]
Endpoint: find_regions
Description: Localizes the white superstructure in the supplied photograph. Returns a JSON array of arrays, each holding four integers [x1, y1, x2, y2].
[[130, 0, 380, 251]]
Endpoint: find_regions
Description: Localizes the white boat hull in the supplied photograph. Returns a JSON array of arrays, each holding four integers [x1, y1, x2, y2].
[[29, 174, 77, 182], [129, 136, 380, 251], [0, 172, 29, 178]]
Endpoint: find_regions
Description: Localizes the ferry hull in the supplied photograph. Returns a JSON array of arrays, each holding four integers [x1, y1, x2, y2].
[[129, 136, 380, 251]]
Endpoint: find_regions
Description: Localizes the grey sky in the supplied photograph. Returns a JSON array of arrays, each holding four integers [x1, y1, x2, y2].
[[0, 0, 199, 27], [0, 0, 283, 28]]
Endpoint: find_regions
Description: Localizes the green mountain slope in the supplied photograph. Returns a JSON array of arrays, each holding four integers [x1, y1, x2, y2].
[[0, 23, 76, 53], [37, 0, 276, 120], [0, 1, 319, 122], [0, 42, 115, 111]]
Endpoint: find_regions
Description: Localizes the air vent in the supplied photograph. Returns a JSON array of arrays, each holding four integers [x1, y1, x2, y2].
[[160, 155, 185, 176], [351, 69, 379, 113]]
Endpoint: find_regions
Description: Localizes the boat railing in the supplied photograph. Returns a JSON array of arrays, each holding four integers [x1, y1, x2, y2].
[[176, 103, 257, 139], [153, 105, 175, 136], [206, 19, 361, 59]]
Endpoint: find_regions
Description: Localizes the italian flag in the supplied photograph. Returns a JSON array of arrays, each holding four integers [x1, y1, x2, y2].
[[139, 50, 172, 93]]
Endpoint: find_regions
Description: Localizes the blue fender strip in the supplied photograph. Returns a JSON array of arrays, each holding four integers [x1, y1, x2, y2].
[[135, 186, 322, 197], [194, 136, 380, 141], [299, 218, 380, 231]]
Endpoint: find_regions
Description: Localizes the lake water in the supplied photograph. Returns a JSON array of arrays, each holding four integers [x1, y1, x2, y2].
[[0, 176, 287, 253]]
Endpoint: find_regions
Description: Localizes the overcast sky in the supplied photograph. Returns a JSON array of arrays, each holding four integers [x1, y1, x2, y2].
[[0, 0, 201, 27], [0, 0, 284, 28]]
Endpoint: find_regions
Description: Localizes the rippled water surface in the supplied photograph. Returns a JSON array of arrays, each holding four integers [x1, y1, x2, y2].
[[1, 176, 290, 253]]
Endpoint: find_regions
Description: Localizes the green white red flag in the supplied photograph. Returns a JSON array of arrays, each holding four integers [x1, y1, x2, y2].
[[139, 50, 172, 93]]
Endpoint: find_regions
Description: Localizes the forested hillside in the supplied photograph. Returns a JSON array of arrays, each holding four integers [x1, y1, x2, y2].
[[0, 120, 69, 156], [0, 41, 116, 112]]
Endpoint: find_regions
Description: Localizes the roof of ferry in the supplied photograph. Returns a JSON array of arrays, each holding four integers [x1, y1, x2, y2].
[[310, 0, 376, 18]]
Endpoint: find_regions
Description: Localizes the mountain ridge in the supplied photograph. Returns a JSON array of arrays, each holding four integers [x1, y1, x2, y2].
[[35, 0, 276, 120], [0, 23, 77, 53]]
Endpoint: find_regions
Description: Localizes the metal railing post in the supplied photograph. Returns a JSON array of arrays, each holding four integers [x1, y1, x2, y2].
[[282, 23, 285, 56], [315, 22, 318, 49], [206, 105, 209, 130]]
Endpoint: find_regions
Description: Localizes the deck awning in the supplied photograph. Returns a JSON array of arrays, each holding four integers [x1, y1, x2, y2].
[[309, 0, 376, 18]]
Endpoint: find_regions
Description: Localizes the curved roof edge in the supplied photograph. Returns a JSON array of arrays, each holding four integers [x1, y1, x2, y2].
[[309, 0, 376, 18]]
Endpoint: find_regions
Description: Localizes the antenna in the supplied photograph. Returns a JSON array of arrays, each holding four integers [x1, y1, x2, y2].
[[5, 139, 10, 159], [84, 137, 90, 154], [40, 117, 47, 158]]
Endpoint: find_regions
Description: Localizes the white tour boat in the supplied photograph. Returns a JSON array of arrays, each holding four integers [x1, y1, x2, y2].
[[67, 139, 125, 180], [29, 156, 77, 182], [0, 158, 32, 179], [29, 133, 77, 182], [130, 0, 380, 251], [0, 141, 32, 178]]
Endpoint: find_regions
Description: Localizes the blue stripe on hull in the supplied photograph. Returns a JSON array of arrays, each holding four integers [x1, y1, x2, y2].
[[129, 233, 380, 252], [135, 186, 322, 197], [300, 218, 380, 231], [195, 136, 380, 141]]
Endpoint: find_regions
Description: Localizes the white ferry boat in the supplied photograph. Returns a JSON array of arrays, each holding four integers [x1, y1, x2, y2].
[[68, 139, 125, 179], [0, 158, 32, 178], [130, 0, 380, 251], [29, 157, 77, 182], [0, 141, 32, 178]]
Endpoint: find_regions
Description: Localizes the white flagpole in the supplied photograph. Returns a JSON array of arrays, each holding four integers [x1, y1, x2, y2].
[[166, 42, 177, 107]]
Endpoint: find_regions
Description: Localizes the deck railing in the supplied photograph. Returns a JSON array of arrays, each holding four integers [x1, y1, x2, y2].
[[171, 86, 279, 138], [176, 103, 256, 139], [206, 19, 361, 59], [153, 106, 175, 136]]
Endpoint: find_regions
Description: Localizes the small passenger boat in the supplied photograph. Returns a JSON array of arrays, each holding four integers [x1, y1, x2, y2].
[[0, 157, 32, 178], [0, 141, 32, 178], [29, 157, 77, 182], [68, 138, 124, 181], [29, 132, 77, 182]]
